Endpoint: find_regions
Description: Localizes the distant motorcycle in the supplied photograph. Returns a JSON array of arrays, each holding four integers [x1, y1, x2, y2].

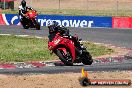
[[48, 32, 93, 66], [21, 10, 40, 30]]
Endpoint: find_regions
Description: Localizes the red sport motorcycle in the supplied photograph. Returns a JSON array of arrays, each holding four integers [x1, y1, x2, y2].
[[48, 32, 93, 66], [21, 10, 40, 30]]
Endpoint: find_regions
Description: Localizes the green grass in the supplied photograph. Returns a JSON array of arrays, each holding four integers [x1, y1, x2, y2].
[[39, 9, 130, 16], [0, 35, 113, 62], [0, 9, 18, 14], [1, 9, 132, 16], [82, 42, 113, 56]]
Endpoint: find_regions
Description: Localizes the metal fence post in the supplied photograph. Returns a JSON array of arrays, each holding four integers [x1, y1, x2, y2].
[[86, 0, 89, 11], [31, 0, 33, 6], [116, 0, 119, 16], [3, 0, 5, 10], [59, 0, 60, 10]]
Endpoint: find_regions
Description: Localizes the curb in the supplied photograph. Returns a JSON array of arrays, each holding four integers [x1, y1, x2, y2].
[[0, 55, 131, 69]]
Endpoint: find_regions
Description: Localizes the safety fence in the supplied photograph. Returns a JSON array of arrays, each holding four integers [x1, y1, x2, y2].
[[1, 0, 132, 16], [13, 0, 132, 16]]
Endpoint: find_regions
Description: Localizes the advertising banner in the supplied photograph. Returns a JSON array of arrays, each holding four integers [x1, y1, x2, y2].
[[0, 14, 20, 25], [0, 14, 112, 28], [37, 15, 112, 28]]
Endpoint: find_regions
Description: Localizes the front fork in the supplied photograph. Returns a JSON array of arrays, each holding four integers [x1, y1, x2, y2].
[[75, 44, 87, 57]]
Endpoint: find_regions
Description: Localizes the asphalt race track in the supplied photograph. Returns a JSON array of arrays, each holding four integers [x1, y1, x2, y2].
[[0, 62, 132, 74], [0, 25, 132, 74]]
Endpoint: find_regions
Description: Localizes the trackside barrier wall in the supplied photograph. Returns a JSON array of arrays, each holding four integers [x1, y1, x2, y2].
[[0, 14, 112, 28], [112, 17, 132, 28], [1, 14, 132, 29]]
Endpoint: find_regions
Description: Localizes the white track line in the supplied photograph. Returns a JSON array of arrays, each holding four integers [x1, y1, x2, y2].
[[0, 34, 11, 36]]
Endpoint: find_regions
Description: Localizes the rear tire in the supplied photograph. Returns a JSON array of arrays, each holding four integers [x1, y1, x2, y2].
[[56, 49, 73, 66], [81, 52, 93, 65]]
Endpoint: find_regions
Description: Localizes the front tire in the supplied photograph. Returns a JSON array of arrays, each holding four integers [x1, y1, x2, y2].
[[81, 52, 93, 65], [34, 21, 40, 30], [22, 24, 29, 29], [56, 49, 73, 66], [21, 18, 29, 29]]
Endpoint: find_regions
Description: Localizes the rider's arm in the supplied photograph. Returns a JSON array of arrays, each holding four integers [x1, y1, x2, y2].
[[18, 5, 25, 16], [27, 6, 34, 10], [19, 10, 25, 17]]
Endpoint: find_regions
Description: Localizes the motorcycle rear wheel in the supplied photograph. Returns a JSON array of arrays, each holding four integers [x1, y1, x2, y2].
[[56, 49, 73, 66]]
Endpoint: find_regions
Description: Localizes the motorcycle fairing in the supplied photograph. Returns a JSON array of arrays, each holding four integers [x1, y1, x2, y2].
[[48, 33, 76, 62]]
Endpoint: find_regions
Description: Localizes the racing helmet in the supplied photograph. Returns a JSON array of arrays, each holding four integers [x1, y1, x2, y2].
[[21, 0, 26, 8], [48, 21, 59, 34]]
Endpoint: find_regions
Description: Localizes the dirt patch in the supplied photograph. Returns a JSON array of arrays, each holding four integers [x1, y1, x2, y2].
[[94, 43, 131, 58], [0, 71, 131, 88]]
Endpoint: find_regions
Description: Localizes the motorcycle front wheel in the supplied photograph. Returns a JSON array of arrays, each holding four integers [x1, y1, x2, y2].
[[22, 24, 29, 29], [81, 52, 93, 65], [34, 21, 40, 30], [21, 18, 29, 29], [56, 49, 73, 66]]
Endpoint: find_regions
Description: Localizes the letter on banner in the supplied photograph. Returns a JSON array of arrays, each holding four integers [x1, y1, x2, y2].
[[38, 19, 46, 26], [88, 21, 93, 27], [46, 19, 52, 26], [70, 20, 80, 27], [11, 16, 19, 25], [80, 20, 87, 27], [62, 20, 69, 27], [53, 20, 61, 26]]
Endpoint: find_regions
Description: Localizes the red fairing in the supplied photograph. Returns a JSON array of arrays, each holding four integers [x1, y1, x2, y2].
[[48, 32, 93, 65], [25, 10, 37, 19], [48, 33, 76, 61]]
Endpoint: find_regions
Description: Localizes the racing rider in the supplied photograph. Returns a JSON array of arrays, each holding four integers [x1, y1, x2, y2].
[[48, 21, 83, 54], [18, 0, 35, 24]]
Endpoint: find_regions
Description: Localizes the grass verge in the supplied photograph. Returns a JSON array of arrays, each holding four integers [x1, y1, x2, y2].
[[1, 9, 132, 16], [0, 35, 113, 62]]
